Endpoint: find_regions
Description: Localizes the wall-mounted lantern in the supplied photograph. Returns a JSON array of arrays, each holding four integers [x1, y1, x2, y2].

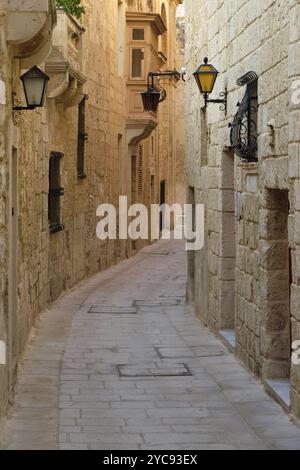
[[141, 70, 183, 113], [141, 76, 163, 113], [13, 66, 49, 111], [193, 58, 227, 114]]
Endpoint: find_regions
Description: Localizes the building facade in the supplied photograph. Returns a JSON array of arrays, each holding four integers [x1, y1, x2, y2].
[[0, 0, 183, 418], [175, 8, 186, 207], [185, 0, 300, 420]]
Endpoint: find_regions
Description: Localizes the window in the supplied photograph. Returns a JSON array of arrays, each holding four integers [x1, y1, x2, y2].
[[132, 28, 145, 41], [151, 175, 155, 204], [77, 95, 88, 179], [118, 134, 123, 188], [48, 151, 64, 234], [138, 145, 143, 196], [131, 48, 144, 79], [160, 180, 166, 230], [131, 154, 137, 205]]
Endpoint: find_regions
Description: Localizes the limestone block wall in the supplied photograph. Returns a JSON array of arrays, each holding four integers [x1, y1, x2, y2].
[[156, 1, 181, 210], [186, 0, 300, 419], [175, 14, 186, 206], [0, 1, 9, 418], [0, 0, 131, 418], [289, 0, 300, 418], [235, 162, 260, 375], [14, 0, 129, 351], [0, 0, 184, 418]]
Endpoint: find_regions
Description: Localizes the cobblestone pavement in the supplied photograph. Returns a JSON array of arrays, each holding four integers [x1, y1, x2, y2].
[[2, 240, 300, 450]]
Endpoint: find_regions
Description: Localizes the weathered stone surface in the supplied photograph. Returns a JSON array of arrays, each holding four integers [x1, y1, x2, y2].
[[0, 0, 185, 419], [1, 240, 300, 450], [186, 0, 300, 419]]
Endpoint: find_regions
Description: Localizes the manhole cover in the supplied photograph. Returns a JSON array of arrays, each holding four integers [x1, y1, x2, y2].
[[88, 306, 137, 315], [134, 299, 180, 307], [117, 362, 192, 377], [144, 251, 170, 256]]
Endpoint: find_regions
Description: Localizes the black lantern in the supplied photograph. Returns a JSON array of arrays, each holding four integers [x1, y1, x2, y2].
[[141, 70, 182, 113], [141, 86, 162, 113], [13, 66, 49, 111], [193, 58, 227, 114]]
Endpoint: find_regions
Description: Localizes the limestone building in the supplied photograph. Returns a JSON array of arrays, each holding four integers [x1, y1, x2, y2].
[[185, 0, 300, 419], [0, 0, 183, 417]]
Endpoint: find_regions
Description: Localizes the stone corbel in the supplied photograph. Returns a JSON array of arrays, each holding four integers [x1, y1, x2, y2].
[[59, 78, 86, 108], [45, 60, 86, 108], [126, 117, 158, 146], [7, 0, 57, 68]]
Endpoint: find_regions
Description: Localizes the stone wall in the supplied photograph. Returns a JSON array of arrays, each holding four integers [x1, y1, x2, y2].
[[175, 13, 186, 206], [0, 0, 184, 418], [289, 0, 300, 418], [0, 0, 9, 418], [185, 0, 300, 419], [12, 0, 130, 362]]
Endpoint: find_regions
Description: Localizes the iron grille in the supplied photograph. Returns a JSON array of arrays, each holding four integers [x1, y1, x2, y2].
[[230, 71, 258, 162]]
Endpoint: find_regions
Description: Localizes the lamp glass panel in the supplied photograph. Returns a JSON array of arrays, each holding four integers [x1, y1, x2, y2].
[[23, 76, 46, 107], [195, 64, 218, 94], [131, 48, 144, 78]]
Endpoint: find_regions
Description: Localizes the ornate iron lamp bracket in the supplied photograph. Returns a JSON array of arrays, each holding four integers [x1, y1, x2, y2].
[[229, 71, 258, 162], [204, 90, 228, 114], [147, 70, 183, 103]]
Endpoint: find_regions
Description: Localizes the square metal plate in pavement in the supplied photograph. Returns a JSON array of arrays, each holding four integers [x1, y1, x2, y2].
[[134, 299, 181, 308], [117, 362, 193, 377], [88, 306, 137, 314]]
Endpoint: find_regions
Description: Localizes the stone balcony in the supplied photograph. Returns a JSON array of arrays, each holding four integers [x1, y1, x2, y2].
[[126, 12, 167, 146], [45, 8, 86, 107], [7, 0, 57, 67]]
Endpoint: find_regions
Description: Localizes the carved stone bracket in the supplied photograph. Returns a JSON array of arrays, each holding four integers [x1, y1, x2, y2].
[[7, 0, 57, 67], [126, 116, 158, 146], [45, 58, 86, 107], [45, 10, 86, 108]]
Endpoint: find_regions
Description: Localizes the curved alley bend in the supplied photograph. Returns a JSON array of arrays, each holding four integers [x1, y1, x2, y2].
[[1, 241, 300, 450]]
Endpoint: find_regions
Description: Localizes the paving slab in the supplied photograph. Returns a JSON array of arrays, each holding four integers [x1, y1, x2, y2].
[[1, 240, 300, 450]]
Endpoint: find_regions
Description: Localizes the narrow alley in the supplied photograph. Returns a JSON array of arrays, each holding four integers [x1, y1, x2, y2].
[[2, 240, 300, 451]]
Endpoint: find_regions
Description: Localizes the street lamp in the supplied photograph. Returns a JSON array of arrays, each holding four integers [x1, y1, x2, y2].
[[141, 83, 162, 113], [13, 66, 50, 111], [193, 58, 227, 114], [141, 70, 182, 113]]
